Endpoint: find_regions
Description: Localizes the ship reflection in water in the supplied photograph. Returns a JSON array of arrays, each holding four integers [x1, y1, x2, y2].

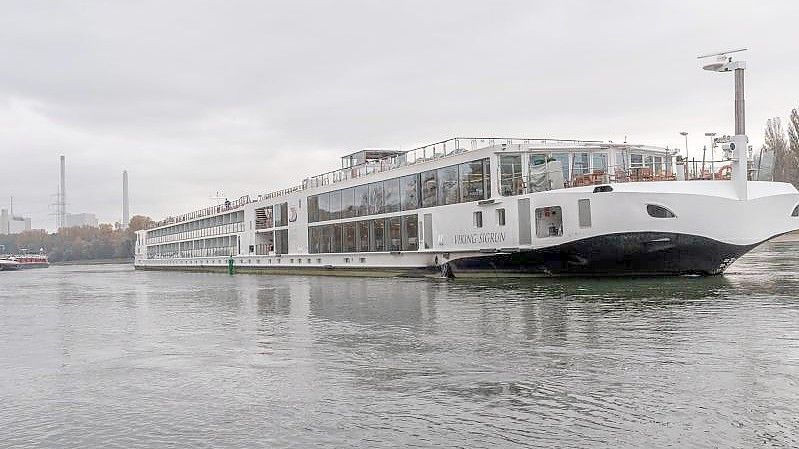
[[1, 242, 798, 448]]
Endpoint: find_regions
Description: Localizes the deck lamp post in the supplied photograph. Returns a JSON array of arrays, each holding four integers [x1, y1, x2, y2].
[[705, 132, 717, 179], [680, 131, 689, 177], [699, 48, 748, 199]]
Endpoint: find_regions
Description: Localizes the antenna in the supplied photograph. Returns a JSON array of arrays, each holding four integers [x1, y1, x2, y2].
[[697, 48, 747, 59]]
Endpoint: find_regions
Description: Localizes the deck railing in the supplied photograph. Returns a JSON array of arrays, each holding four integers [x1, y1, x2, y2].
[[147, 195, 250, 230]]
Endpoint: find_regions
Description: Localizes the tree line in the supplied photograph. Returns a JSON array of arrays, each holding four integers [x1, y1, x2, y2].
[[0, 215, 152, 262], [758, 107, 799, 184]]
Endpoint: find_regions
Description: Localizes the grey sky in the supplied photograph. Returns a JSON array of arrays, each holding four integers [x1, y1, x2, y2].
[[1, 0, 797, 230]]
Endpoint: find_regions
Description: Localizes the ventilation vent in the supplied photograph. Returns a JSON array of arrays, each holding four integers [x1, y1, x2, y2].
[[647, 204, 676, 218]]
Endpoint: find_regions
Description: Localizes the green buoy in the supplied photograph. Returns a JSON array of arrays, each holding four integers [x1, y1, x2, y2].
[[227, 256, 235, 275]]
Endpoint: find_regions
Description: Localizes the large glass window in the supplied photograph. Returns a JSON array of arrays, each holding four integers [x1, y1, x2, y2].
[[319, 225, 331, 253], [275, 229, 289, 254], [318, 193, 330, 222], [369, 182, 384, 215], [551, 153, 570, 182], [371, 219, 385, 251], [653, 156, 663, 175], [592, 153, 608, 173], [354, 185, 369, 217], [329, 190, 342, 221], [437, 165, 460, 205], [274, 202, 288, 227], [500, 154, 523, 196], [402, 215, 418, 251], [482, 158, 491, 199], [331, 223, 343, 253], [421, 170, 438, 208], [357, 220, 370, 252], [383, 178, 400, 213], [387, 216, 401, 251], [341, 188, 355, 219], [630, 153, 643, 168], [309, 227, 321, 253], [401, 174, 420, 211], [573, 153, 590, 176], [459, 160, 485, 202], [342, 222, 356, 252]]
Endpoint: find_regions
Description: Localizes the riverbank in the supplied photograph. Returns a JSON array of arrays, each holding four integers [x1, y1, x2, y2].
[[51, 258, 133, 266]]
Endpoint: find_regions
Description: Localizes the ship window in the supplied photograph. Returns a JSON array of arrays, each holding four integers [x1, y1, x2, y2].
[[357, 220, 370, 252], [578, 199, 591, 227], [307, 196, 319, 223], [551, 153, 570, 184], [402, 215, 419, 251], [421, 170, 438, 207], [371, 219, 386, 251], [592, 153, 608, 172], [342, 222, 356, 252], [275, 202, 289, 227], [792, 205, 799, 217], [369, 182, 384, 215], [460, 160, 485, 202], [497, 208, 506, 226], [319, 225, 331, 253], [647, 204, 676, 218], [329, 190, 342, 221], [483, 158, 492, 199], [308, 227, 321, 254], [654, 156, 663, 175], [500, 154, 523, 196], [383, 178, 401, 213], [401, 174, 420, 211], [331, 223, 343, 253], [535, 206, 563, 238], [473, 211, 483, 228], [354, 185, 369, 217], [437, 165, 460, 205], [318, 193, 330, 222], [274, 229, 289, 255], [387, 216, 402, 251], [341, 188, 355, 219], [573, 153, 590, 176]]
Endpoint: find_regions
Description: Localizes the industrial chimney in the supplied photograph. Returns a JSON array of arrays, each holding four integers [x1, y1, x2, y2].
[[122, 170, 130, 229], [59, 155, 66, 229]]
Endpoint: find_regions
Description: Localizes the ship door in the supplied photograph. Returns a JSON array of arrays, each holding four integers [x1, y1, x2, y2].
[[423, 213, 433, 249], [518, 198, 532, 245]]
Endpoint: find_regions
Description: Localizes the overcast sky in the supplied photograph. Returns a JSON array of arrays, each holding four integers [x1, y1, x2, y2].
[[1, 0, 797, 230]]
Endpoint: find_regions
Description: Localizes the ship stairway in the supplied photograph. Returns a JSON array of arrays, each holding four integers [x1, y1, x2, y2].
[[255, 207, 269, 230]]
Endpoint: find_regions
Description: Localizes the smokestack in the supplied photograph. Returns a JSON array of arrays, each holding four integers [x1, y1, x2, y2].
[[122, 170, 129, 228], [59, 155, 66, 229]]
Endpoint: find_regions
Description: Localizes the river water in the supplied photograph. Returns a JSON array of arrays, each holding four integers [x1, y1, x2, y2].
[[2, 242, 799, 448]]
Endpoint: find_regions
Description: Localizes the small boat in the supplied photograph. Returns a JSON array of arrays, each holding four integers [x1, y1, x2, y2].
[[10, 254, 50, 269], [0, 259, 22, 271]]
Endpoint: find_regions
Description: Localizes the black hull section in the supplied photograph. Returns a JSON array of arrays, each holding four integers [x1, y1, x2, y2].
[[449, 232, 760, 276]]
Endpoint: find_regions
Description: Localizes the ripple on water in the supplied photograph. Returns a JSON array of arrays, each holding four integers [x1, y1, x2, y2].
[[1, 244, 799, 447]]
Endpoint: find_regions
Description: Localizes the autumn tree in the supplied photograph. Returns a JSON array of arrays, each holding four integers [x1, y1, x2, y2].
[[788, 108, 799, 187], [765, 117, 791, 184]]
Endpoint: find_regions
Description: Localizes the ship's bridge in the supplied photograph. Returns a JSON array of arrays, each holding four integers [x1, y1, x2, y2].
[[340, 149, 405, 169]]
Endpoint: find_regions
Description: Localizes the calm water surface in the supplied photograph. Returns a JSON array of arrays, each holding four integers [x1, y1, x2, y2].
[[2, 242, 799, 448]]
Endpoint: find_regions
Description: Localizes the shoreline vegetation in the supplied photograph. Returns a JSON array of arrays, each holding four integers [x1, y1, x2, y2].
[[0, 215, 152, 263]]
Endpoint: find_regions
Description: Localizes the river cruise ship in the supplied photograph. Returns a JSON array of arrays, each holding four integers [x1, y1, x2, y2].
[[134, 137, 799, 277]]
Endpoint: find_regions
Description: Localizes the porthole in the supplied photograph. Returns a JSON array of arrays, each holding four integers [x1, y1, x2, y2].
[[791, 205, 799, 217], [647, 204, 676, 218]]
